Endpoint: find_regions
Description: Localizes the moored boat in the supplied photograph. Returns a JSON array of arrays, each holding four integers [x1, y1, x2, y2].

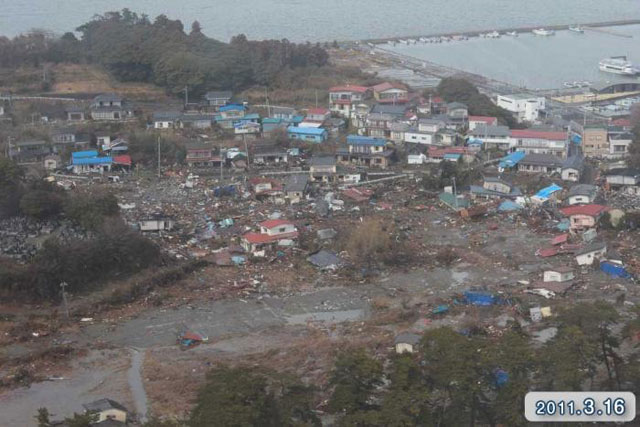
[[532, 28, 555, 36]]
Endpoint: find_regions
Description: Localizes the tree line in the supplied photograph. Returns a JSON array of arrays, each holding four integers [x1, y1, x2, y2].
[[0, 9, 330, 97]]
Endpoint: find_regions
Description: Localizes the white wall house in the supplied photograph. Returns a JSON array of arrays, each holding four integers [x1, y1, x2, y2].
[[404, 130, 435, 145], [496, 93, 546, 122]]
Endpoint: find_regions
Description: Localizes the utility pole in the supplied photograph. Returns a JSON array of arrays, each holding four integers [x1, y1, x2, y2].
[[220, 145, 224, 181], [243, 134, 250, 171], [157, 136, 161, 178], [452, 176, 458, 209], [60, 282, 70, 319], [265, 87, 271, 117], [183, 86, 189, 107], [315, 90, 318, 108]]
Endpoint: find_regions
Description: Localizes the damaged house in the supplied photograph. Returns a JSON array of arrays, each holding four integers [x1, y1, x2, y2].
[[249, 177, 284, 201], [560, 204, 608, 232], [185, 143, 223, 167], [241, 219, 298, 254], [283, 174, 310, 202]]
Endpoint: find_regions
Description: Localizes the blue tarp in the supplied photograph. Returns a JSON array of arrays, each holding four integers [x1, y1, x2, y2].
[[600, 261, 631, 279], [463, 291, 497, 306], [433, 304, 449, 314], [214, 185, 236, 197], [535, 184, 563, 199], [571, 133, 582, 144], [498, 200, 522, 212], [498, 151, 526, 169], [347, 135, 387, 147], [72, 150, 99, 159], [556, 219, 570, 231], [231, 256, 246, 265], [494, 369, 509, 387]]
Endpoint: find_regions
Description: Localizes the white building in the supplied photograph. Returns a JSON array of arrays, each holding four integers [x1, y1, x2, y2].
[[496, 93, 546, 122], [329, 85, 369, 118], [543, 267, 574, 282], [575, 242, 607, 266], [609, 133, 632, 158], [404, 129, 436, 145], [510, 129, 568, 158]]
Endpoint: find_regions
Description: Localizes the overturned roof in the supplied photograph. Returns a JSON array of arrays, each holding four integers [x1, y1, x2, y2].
[[308, 250, 343, 269]]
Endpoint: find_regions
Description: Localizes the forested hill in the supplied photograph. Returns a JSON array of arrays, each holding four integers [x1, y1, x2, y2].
[[0, 9, 330, 96]]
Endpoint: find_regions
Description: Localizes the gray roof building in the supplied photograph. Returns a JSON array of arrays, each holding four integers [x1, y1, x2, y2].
[[309, 155, 336, 166], [519, 153, 563, 167], [82, 399, 128, 413]]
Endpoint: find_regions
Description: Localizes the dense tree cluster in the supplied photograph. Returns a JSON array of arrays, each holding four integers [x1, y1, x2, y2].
[[434, 78, 522, 128], [0, 159, 161, 302], [0, 9, 329, 96]]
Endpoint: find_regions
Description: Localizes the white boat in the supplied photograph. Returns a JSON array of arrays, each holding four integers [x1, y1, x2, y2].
[[532, 28, 555, 36], [568, 26, 584, 33], [599, 56, 640, 76], [505, 31, 518, 37], [486, 31, 501, 38]]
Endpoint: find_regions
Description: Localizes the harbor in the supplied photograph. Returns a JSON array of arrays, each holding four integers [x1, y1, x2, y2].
[[367, 21, 640, 93]]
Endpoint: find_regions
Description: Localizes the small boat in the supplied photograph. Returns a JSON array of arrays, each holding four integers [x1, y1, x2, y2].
[[398, 39, 409, 45], [486, 31, 501, 38], [568, 26, 584, 33], [532, 28, 555, 36], [505, 31, 518, 37]]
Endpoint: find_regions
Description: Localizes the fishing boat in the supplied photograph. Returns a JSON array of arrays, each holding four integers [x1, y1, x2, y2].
[[532, 28, 555, 36], [505, 31, 518, 37], [568, 26, 584, 33], [486, 31, 501, 38], [599, 56, 640, 76]]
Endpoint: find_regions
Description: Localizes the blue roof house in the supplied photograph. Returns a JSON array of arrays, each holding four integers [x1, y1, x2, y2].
[[71, 150, 112, 174], [288, 126, 328, 143]]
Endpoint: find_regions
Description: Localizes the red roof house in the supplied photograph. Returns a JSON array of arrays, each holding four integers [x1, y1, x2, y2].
[[242, 219, 298, 254], [560, 204, 609, 231]]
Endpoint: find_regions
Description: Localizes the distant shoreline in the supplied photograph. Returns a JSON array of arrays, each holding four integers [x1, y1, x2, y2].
[[358, 19, 640, 45]]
